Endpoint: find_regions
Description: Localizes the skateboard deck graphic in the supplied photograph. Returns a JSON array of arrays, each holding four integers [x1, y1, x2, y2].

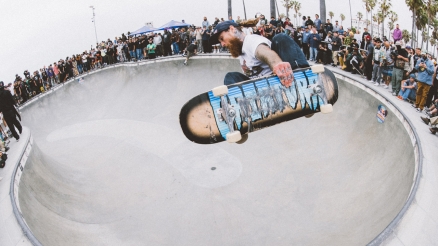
[[180, 65, 339, 144]]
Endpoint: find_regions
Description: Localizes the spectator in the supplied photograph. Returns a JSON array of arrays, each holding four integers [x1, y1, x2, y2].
[[270, 16, 278, 27], [372, 38, 385, 85], [302, 16, 307, 27], [228, 16, 234, 22], [162, 30, 172, 56], [305, 16, 313, 27], [362, 36, 374, 80], [397, 74, 417, 101], [380, 41, 394, 88], [308, 27, 321, 61], [390, 41, 409, 95], [354, 30, 362, 49], [153, 33, 163, 57], [0, 82, 22, 142], [201, 26, 211, 53], [135, 37, 143, 60], [425, 58, 438, 108], [361, 27, 370, 49], [324, 19, 333, 33], [420, 112, 438, 134], [331, 31, 342, 67], [302, 26, 311, 60], [412, 51, 434, 112], [202, 17, 210, 28], [333, 20, 340, 32], [393, 24, 402, 42], [338, 26, 345, 36], [146, 38, 156, 59], [236, 16, 242, 24], [314, 14, 322, 30]]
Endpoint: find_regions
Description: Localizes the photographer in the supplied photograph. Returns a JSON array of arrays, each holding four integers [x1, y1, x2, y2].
[[412, 51, 435, 112], [390, 41, 409, 96]]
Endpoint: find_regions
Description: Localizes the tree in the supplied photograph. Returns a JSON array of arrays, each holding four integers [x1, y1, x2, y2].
[[357, 12, 363, 29], [340, 13, 346, 26], [363, 0, 377, 36], [405, 0, 424, 47], [421, 31, 429, 49], [228, 0, 232, 19], [425, 0, 438, 50], [373, 11, 383, 37], [320, 0, 327, 25], [329, 11, 334, 22], [283, 0, 294, 18], [402, 29, 411, 44], [430, 38, 437, 56], [388, 10, 398, 41], [293, 1, 302, 27], [379, 0, 392, 39]]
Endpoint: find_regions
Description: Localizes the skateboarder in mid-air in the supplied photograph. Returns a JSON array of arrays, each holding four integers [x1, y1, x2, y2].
[[209, 20, 310, 87]]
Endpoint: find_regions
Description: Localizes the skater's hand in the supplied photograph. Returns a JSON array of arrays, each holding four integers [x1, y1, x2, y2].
[[273, 62, 294, 88]]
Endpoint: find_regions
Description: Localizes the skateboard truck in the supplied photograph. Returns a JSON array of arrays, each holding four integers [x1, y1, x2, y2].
[[212, 85, 242, 143], [310, 65, 333, 114]]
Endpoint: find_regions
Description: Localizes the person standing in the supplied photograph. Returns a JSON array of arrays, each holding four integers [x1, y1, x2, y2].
[[302, 26, 311, 60], [314, 14, 322, 31], [202, 17, 210, 29], [162, 30, 172, 56], [308, 27, 321, 61], [331, 31, 342, 67], [364, 36, 374, 81], [412, 52, 434, 112], [372, 38, 385, 85], [393, 24, 402, 42], [201, 26, 211, 53], [146, 38, 156, 59], [0, 82, 22, 142]]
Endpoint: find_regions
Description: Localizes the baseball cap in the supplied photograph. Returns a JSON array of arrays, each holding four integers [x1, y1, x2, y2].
[[406, 45, 412, 50], [209, 20, 240, 45], [409, 74, 416, 79]]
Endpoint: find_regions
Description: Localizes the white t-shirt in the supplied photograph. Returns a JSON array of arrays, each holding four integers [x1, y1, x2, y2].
[[239, 35, 272, 78], [242, 27, 253, 36]]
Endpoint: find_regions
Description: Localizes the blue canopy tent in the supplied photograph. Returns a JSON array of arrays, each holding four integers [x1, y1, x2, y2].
[[129, 26, 158, 36], [157, 20, 191, 30]]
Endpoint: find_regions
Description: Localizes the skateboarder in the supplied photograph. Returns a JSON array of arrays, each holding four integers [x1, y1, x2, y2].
[[209, 20, 309, 88], [183, 41, 197, 65], [0, 82, 22, 141]]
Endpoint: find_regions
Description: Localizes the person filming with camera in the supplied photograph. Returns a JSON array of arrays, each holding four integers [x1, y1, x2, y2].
[[390, 41, 409, 96], [412, 51, 435, 113]]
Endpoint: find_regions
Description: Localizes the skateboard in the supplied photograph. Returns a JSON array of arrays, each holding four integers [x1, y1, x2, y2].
[[179, 65, 339, 144]]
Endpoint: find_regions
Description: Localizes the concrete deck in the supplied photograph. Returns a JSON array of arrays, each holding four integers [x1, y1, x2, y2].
[[0, 55, 436, 245]]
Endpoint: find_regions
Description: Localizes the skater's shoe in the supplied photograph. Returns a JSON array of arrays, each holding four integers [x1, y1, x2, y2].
[[430, 127, 437, 135], [421, 116, 430, 125], [183, 61, 187, 66]]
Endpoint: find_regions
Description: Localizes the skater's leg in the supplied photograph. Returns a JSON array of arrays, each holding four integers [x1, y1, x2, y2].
[[224, 72, 250, 86], [271, 33, 309, 69]]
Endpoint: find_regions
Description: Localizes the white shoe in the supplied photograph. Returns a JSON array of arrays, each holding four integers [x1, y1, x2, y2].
[[374, 82, 379, 86], [383, 85, 389, 89]]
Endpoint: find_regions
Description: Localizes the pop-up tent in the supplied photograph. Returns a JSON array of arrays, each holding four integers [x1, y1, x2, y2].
[[157, 20, 191, 30], [129, 26, 158, 36]]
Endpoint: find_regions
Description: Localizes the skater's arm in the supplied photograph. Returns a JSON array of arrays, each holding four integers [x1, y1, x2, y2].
[[255, 44, 293, 87]]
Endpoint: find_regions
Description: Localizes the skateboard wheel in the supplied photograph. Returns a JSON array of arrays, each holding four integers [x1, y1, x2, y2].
[[320, 104, 333, 114], [305, 113, 315, 118], [212, 85, 228, 97], [226, 131, 242, 143], [311, 64, 325, 73]]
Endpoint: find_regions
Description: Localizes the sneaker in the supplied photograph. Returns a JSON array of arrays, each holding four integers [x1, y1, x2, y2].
[[383, 85, 389, 89], [183, 61, 187, 66], [430, 127, 437, 135], [397, 96, 403, 100], [416, 108, 421, 112], [424, 106, 430, 112], [411, 104, 418, 109], [16, 138, 19, 142], [392, 92, 397, 96], [4, 147, 9, 152], [421, 116, 430, 125], [374, 82, 380, 86], [368, 80, 373, 83]]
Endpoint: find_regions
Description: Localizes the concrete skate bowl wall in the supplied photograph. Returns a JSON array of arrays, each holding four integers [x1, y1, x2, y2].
[[16, 58, 418, 245]]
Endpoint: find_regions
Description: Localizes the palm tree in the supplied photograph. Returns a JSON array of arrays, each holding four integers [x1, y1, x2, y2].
[[283, 0, 294, 19], [373, 11, 383, 37], [379, 0, 392, 39], [340, 14, 345, 26], [228, 0, 232, 19], [357, 12, 363, 29], [388, 22, 394, 39], [430, 38, 436, 56], [320, 0, 327, 25], [421, 31, 429, 50], [402, 29, 411, 44], [388, 10, 398, 41], [293, 1, 302, 27], [363, 0, 377, 36], [415, 8, 429, 47], [405, 0, 424, 47], [425, 0, 438, 50], [329, 11, 334, 22]]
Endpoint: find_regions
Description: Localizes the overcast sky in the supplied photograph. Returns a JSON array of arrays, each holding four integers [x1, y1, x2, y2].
[[0, 0, 413, 82]]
